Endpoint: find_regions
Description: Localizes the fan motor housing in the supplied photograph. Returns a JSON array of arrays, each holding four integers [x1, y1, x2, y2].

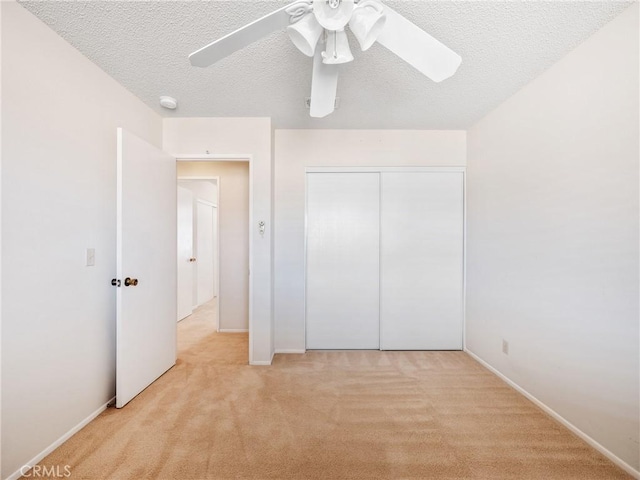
[[313, 0, 354, 30]]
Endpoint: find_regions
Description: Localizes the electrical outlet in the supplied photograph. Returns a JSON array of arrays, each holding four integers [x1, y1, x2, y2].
[[502, 339, 509, 355]]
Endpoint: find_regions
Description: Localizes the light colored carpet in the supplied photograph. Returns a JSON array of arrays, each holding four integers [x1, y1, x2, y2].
[[30, 301, 630, 479]]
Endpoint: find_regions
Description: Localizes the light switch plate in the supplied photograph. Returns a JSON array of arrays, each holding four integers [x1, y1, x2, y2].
[[86, 248, 95, 266]]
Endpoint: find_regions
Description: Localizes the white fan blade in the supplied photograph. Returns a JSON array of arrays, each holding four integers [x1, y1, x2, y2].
[[310, 47, 339, 118], [189, 3, 295, 67], [376, 5, 461, 83]]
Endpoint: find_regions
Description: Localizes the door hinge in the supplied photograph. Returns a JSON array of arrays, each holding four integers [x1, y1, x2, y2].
[[111, 278, 121, 287]]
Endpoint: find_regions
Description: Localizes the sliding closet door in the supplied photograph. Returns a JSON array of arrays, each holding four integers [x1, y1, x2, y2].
[[380, 172, 464, 350], [306, 173, 380, 349]]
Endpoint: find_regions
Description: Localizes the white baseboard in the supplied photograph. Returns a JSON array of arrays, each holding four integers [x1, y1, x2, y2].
[[274, 349, 306, 354], [6, 396, 115, 480], [218, 328, 248, 333], [465, 349, 640, 479]]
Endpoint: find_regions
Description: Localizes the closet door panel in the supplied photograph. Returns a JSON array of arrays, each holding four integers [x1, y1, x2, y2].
[[380, 172, 464, 350], [306, 173, 380, 349]]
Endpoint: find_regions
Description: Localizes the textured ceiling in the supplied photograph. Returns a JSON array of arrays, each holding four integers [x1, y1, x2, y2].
[[19, 0, 633, 129]]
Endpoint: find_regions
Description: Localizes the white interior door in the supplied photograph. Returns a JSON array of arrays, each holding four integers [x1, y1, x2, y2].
[[212, 206, 219, 297], [177, 186, 194, 321], [196, 201, 215, 306], [306, 173, 380, 349], [380, 172, 464, 350], [116, 128, 177, 408]]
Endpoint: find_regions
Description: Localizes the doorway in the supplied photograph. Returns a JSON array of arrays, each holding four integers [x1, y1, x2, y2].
[[177, 178, 219, 326], [176, 160, 250, 343]]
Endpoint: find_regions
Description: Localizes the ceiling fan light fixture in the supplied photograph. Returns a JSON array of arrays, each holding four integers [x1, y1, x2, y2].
[[287, 12, 324, 57], [321, 29, 354, 64], [313, 0, 354, 30], [349, 0, 386, 51], [189, 0, 463, 118]]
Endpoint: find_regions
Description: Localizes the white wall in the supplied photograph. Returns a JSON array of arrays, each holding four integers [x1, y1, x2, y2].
[[273, 130, 466, 352], [1, 3, 163, 479], [163, 118, 272, 364], [466, 3, 639, 474], [177, 179, 217, 206], [178, 163, 249, 330]]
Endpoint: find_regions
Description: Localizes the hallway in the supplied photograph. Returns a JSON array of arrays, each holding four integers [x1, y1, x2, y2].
[[177, 299, 244, 360]]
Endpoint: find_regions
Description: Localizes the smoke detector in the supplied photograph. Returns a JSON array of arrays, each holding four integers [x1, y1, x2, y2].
[[159, 96, 178, 110]]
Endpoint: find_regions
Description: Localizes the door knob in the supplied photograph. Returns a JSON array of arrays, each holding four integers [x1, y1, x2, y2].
[[189, 257, 196, 262], [124, 277, 139, 287]]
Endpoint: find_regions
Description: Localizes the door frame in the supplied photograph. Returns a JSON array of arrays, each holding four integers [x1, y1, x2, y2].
[[304, 166, 467, 351], [176, 176, 220, 330], [176, 156, 253, 364]]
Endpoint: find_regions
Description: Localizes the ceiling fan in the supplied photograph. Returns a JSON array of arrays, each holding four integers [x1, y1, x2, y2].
[[189, 0, 461, 118]]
